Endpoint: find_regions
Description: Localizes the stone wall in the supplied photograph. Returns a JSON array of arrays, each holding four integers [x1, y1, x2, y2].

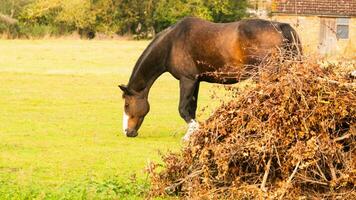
[[272, 15, 356, 57]]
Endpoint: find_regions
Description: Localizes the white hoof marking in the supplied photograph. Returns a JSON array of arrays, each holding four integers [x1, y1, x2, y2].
[[182, 119, 199, 141]]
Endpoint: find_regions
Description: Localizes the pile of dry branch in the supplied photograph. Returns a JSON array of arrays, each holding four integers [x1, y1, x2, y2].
[[147, 60, 355, 199]]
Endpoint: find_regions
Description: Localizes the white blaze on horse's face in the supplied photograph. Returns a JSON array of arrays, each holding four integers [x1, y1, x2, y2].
[[123, 111, 129, 135]]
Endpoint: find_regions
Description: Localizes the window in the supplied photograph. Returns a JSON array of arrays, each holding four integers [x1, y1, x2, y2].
[[336, 18, 349, 39]]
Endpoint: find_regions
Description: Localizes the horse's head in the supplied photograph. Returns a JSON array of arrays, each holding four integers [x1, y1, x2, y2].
[[119, 85, 150, 137]]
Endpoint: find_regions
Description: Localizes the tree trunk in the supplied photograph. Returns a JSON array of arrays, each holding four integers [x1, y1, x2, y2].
[[0, 13, 18, 25]]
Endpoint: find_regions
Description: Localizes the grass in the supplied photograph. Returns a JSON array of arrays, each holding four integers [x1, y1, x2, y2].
[[0, 39, 222, 199]]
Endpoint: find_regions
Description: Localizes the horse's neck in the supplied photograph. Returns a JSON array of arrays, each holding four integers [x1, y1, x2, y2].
[[127, 65, 164, 97], [127, 48, 166, 97], [127, 27, 173, 96]]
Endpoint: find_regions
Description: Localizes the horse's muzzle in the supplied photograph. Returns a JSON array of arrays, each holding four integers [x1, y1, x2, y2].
[[125, 129, 138, 137]]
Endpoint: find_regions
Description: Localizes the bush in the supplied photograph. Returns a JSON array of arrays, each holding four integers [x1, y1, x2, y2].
[[1, 0, 249, 39], [17, 24, 59, 38], [153, 0, 212, 33]]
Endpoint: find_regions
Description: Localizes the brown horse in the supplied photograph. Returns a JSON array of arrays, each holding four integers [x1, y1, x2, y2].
[[119, 17, 302, 139]]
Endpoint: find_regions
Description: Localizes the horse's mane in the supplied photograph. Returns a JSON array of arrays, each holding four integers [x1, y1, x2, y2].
[[128, 25, 174, 87]]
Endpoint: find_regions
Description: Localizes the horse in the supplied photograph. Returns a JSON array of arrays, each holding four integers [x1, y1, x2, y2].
[[119, 17, 302, 140]]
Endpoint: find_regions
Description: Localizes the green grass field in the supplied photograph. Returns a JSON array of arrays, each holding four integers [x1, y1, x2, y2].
[[0, 40, 223, 199]]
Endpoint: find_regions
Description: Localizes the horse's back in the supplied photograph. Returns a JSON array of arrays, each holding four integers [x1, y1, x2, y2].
[[165, 17, 301, 79], [168, 18, 240, 74]]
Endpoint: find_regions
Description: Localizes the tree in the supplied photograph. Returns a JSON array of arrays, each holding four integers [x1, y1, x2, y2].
[[0, 0, 31, 38], [204, 0, 249, 22], [153, 0, 248, 33], [0, 0, 30, 18], [0, 13, 18, 25], [153, 0, 211, 32], [1, 0, 249, 38], [115, 0, 158, 37], [21, 0, 119, 38]]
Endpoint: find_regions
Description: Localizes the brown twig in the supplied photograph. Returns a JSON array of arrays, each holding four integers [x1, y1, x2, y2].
[[288, 161, 301, 183], [261, 157, 272, 192], [334, 133, 351, 142], [296, 175, 328, 186], [279, 161, 301, 200], [165, 170, 203, 194], [327, 160, 337, 182], [274, 145, 282, 168], [316, 162, 328, 182], [316, 77, 356, 89]]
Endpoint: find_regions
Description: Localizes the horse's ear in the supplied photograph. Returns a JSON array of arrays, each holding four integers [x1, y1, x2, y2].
[[119, 84, 132, 96]]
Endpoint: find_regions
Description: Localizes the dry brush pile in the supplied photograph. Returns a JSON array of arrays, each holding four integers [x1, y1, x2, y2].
[[147, 59, 356, 199]]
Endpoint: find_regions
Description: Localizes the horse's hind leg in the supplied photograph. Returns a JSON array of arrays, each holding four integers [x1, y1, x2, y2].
[[178, 78, 200, 141]]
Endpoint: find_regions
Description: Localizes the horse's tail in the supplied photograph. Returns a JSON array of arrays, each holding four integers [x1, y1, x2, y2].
[[279, 23, 303, 59]]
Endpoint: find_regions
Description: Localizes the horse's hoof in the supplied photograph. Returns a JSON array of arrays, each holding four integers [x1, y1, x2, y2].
[[182, 119, 199, 141], [182, 135, 190, 142], [182, 132, 192, 141]]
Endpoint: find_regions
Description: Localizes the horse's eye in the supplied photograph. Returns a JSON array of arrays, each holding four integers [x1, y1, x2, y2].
[[125, 103, 129, 108]]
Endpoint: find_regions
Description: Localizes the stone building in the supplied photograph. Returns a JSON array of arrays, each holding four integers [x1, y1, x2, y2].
[[270, 0, 356, 57], [249, 0, 355, 57]]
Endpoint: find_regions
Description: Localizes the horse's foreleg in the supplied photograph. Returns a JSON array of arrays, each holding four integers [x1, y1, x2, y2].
[[179, 78, 200, 141]]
